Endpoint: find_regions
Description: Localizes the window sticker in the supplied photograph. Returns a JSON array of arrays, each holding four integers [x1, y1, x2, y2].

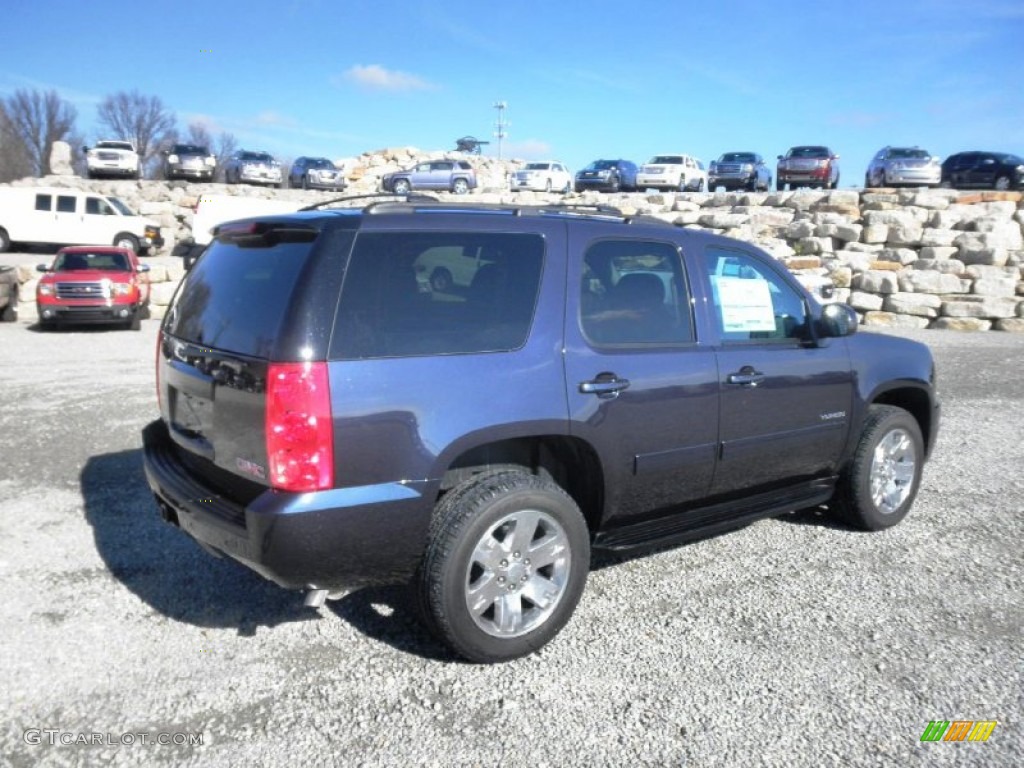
[[712, 275, 776, 332]]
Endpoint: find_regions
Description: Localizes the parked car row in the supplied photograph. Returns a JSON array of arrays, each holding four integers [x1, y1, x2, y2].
[[79, 137, 1024, 193]]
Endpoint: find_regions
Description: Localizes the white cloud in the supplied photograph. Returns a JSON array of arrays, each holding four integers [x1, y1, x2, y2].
[[336, 64, 437, 92]]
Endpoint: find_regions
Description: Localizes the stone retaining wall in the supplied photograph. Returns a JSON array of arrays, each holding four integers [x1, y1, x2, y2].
[[4, 153, 1023, 331]]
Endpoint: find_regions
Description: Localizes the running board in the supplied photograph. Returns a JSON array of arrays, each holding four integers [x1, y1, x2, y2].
[[593, 477, 837, 554]]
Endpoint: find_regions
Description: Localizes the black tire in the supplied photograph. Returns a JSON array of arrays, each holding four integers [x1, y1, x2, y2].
[[696, 178, 705, 192], [452, 178, 470, 195], [994, 175, 1011, 191], [609, 175, 621, 193], [776, 178, 785, 191], [429, 267, 453, 293], [393, 178, 411, 195], [833, 173, 840, 189], [544, 179, 552, 193], [878, 171, 886, 187], [127, 311, 142, 331], [1, 288, 17, 322], [574, 184, 582, 193], [939, 178, 954, 189], [864, 173, 871, 189], [113, 233, 140, 254], [562, 180, 571, 194], [301, 174, 309, 190], [0, 227, 10, 253], [414, 469, 590, 663], [833, 405, 924, 531], [678, 175, 687, 192]]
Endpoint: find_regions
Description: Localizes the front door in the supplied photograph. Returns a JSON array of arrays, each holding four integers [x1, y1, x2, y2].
[[563, 233, 719, 527], [698, 245, 853, 496]]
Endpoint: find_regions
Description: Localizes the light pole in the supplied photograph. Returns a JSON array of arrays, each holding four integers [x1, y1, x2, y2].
[[493, 101, 508, 160]]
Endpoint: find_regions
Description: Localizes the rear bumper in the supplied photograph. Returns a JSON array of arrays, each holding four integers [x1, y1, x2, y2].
[[141, 420, 434, 591]]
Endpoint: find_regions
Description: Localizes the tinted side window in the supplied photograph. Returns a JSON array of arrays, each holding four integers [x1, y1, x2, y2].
[[56, 196, 76, 213], [333, 232, 544, 359], [580, 239, 693, 345], [35, 194, 52, 211], [701, 246, 808, 343]]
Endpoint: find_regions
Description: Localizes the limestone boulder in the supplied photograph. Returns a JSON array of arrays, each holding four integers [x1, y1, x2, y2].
[[852, 269, 900, 294], [899, 271, 966, 294], [883, 292, 941, 318], [848, 291, 885, 311], [995, 318, 1024, 332], [941, 296, 1019, 319], [931, 317, 992, 331], [862, 311, 929, 329]]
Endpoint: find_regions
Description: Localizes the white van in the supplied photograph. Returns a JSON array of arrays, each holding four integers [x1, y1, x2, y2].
[[174, 193, 304, 268], [0, 187, 163, 254]]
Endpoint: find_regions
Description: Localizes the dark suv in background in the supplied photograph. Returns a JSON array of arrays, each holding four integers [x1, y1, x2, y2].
[[289, 157, 346, 190], [142, 199, 939, 663], [941, 151, 1024, 190], [708, 152, 772, 191], [574, 159, 639, 192], [162, 144, 216, 182]]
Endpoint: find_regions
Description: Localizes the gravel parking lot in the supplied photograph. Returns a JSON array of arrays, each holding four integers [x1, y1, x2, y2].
[[1, 318, 1020, 767]]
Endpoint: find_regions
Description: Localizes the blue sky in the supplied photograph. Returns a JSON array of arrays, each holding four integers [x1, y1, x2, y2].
[[4, 0, 1022, 184]]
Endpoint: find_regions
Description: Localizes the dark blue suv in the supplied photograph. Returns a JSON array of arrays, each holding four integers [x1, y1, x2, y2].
[[142, 200, 939, 663]]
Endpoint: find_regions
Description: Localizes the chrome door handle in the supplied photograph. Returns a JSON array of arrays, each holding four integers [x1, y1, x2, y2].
[[727, 368, 766, 387], [580, 375, 630, 399]]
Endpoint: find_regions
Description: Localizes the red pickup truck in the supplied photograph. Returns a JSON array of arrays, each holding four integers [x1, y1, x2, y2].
[[36, 245, 151, 330]]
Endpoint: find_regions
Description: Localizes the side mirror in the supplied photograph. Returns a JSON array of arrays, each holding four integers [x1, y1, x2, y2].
[[777, 155, 783, 160], [36, 264, 49, 273], [81, 146, 89, 153], [138, 264, 151, 273], [819, 303, 858, 338]]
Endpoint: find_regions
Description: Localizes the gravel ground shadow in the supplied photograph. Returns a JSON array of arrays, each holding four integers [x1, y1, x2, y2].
[[328, 587, 456, 661], [80, 448, 313, 635]]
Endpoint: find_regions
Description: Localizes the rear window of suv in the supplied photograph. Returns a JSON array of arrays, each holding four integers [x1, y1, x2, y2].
[[165, 225, 318, 358], [332, 232, 543, 359]]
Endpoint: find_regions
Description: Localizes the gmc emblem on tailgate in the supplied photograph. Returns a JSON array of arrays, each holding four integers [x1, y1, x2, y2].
[[235, 458, 266, 480]]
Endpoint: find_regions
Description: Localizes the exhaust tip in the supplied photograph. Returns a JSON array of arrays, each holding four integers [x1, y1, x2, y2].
[[304, 589, 328, 609]]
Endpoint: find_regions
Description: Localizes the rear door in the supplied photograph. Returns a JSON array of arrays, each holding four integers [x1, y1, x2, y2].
[[563, 231, 719, 525], [698, 245, 853, 495], [51, 193, 80, 244], [159, 223, 326, 488], [966, 154, 998, 188]]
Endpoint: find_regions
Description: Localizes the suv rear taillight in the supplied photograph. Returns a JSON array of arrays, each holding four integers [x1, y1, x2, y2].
[[266, 362, 333, 492]]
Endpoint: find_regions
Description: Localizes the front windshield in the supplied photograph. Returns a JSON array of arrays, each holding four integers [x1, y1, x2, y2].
[[889, 148, 929, 159], [525, 163, 551, 170], [650, 156, 683, 165], [721, 153, 756, 162], [586, 160, 617, 170], [243, 153, 273, 163], [788, 147, 829, 158], [310, 158, 335, 169], [108, 197, 134, 216], [55, 251, 130, 271]]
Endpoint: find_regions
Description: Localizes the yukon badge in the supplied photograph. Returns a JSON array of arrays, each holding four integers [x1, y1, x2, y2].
[[820, 411, 847, 421], [236, 457, 266, 480]]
